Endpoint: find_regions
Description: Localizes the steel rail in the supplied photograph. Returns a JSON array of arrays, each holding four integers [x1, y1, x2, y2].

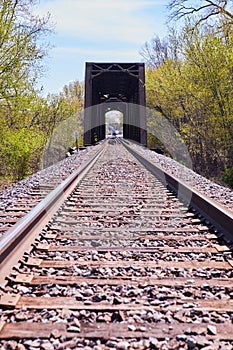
[[0, 143, 107, 285], [121, 140, 233, 239]]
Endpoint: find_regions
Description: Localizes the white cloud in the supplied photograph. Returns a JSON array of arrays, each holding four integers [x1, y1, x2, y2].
[[37, 0, 166, 44], [36, 0, 167, 94], [52, 46, 142, 60]]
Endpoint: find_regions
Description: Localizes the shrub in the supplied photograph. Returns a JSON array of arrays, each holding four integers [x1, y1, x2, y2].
[[222, 166, 233, 188]]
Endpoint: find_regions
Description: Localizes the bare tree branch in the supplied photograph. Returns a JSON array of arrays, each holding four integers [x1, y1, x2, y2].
[[168, 0, 233, 26], [140, 36, 170, 68]]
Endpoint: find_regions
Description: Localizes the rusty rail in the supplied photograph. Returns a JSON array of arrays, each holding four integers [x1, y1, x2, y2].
[[121, 140, 233, 239], [0, 142, 106, 284]]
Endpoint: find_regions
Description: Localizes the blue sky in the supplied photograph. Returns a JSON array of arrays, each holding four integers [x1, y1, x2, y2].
[[36, 0, 168, 95]]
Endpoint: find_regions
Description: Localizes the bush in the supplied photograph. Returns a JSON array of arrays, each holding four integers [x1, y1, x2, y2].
[[222, 166, 233, 188], [0, 127, 45, 181]]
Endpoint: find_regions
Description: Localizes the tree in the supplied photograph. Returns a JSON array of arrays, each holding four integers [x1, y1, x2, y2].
[[168, 0, 233, 28], [0, 0, 53, 186], [40, 80, 84, 168], [0, 0, 52, 100], [144, 24, 233, 179], [140, 36, 169, 68], [141, 1, 233, 185], [0, 0, 52, 130]]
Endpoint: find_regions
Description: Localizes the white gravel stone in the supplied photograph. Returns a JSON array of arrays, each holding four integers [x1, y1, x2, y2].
[[117, 341, 130, 350]]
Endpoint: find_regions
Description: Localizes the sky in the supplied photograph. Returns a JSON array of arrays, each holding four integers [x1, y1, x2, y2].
[[35, 0, 168, 95]]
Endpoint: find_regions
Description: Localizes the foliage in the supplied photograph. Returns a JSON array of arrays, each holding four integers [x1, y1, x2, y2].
[[144, 21, 233, 182], [0, 1, 85, 187], [222, 166, 233, 188], [0, 0, 51, 101], [0, 124, 46, 180], [0, 0, 52, 186], [40, 80, 84, 168]]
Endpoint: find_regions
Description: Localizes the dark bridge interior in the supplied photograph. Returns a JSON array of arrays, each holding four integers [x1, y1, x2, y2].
[[84, 62, 147, 145]]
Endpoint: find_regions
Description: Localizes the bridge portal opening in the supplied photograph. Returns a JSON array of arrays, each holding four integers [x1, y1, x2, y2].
[[84, 62, 146, 145], [105, 110, 123, 137]]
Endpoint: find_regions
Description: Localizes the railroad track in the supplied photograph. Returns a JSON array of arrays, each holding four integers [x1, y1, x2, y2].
[[0, 144, 103, 237], [0, 139, 233, 349]]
